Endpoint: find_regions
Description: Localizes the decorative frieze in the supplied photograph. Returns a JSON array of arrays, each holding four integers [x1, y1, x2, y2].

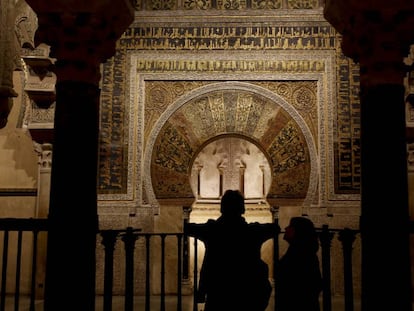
[[121, 25, 336, 50], [135, 0, 322, 10], [135, 59, 326, 72]]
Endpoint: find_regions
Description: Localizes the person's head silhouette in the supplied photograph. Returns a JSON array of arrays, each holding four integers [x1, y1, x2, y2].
[[220, 189, 245, 217], [284, 216, 319, 252]]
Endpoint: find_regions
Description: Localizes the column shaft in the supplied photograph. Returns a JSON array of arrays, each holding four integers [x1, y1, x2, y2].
[[324, 4, 414, 309], [44, 80, 100, 311], [34, 143, 52, 299], [360, 83, 412, 310]]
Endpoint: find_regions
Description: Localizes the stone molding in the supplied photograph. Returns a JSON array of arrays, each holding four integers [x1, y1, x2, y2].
[[98, 49, 360, 214]]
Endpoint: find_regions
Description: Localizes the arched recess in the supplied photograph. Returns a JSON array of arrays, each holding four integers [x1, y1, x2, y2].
[[143, 81, 318, 210], [189, 134, 273, 201]]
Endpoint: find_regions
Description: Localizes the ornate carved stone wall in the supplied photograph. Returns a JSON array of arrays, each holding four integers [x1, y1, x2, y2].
[[97, 13, 361, 213]]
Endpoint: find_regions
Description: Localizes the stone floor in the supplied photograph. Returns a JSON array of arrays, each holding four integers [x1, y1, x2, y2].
[[5, 294, 361, 311]]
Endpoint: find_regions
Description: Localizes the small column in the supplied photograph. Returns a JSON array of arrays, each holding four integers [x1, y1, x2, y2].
[[196, 165, 203, 199], [34, 143, 53, 219], [120, 227, 141, 311], [24, 1, 134, 311], [259, 165, 265, 197], [182, 206, 193, 294], [324, 3, 414, 310], [218, 165, 224, 197], [270, 206, 279, 310], [239, 166, 245, 196], [33, 142, 52, 299]]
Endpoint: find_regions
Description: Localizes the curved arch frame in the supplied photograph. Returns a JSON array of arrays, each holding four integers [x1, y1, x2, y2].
[[143, 81, 319, 209]]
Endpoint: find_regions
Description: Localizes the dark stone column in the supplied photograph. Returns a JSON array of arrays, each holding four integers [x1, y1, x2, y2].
[[324, 2, 414, 310], [45, 79, 100, 311], [359, 81, 411, 311], [23, 1, 134, 310]]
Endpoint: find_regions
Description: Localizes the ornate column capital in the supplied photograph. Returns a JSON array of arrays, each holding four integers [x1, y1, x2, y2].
[[34, 142, 53, 169], [25, 0, 135, 84], [324, 1, 414, 86]]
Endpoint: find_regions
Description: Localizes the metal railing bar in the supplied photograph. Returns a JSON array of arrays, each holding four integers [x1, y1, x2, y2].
[[176, 234, 182, 311], [1, 230, 9, 311], [29, 230, 39, 311], [0, 221, 362, 311], [14, 230, 23, 311], [145, 234, 151, 311], [192, 238, 198, 311], [101, 230, 118, 311], [120, 228, 140, 311], [160, 234, 166, 311]]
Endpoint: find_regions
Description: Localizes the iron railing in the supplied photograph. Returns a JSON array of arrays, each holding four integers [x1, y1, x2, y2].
[[0, 218, 361, 311]]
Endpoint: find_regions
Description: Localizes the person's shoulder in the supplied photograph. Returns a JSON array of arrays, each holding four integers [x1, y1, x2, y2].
[[205, 219, 217, 226]]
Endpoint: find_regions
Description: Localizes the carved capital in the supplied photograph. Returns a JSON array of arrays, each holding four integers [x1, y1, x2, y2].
[[324, 1, 414, 85], [34, 142, 53, 169], [182, 206, 192, 219], [25, 0, 135, 84]]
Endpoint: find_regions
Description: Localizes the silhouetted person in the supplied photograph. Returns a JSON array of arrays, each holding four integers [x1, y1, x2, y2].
[[185, 189, 280, 311], [277, 216, 322, 311]]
